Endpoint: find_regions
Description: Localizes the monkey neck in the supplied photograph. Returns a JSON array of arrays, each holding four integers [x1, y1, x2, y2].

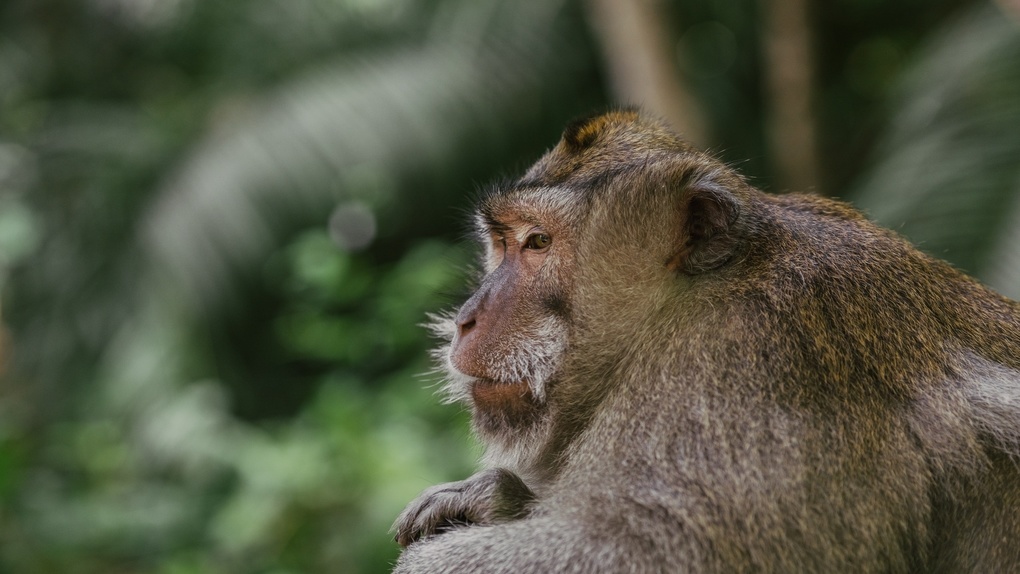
[[477, 412, 556, 488]]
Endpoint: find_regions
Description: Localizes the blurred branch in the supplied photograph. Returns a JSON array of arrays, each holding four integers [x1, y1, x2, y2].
[[583, 0, 708, 146], [762, 0, 820, 193]]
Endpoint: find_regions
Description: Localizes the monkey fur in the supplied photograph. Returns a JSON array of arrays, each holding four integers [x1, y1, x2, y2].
[[392, 111, 1020, 573]]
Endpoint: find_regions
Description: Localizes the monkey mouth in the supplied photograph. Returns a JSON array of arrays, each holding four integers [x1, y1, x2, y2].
[[472, 377, 530, 390], [470, 377, 535, 401]]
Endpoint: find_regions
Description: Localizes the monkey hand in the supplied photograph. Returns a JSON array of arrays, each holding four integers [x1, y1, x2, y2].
[[393, 467, 535, 547]]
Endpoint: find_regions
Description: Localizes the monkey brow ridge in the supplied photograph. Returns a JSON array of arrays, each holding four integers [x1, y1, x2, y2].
[[477, 184, 578, 227]]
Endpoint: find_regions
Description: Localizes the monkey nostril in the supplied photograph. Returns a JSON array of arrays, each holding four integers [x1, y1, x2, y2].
[[458, 318, 477, 338]]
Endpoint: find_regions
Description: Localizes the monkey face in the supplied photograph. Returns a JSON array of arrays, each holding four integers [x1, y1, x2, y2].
[[439, 187, 582, 431]]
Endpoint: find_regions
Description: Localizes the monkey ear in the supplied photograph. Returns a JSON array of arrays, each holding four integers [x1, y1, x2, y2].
[[668, 184, 741, 274]]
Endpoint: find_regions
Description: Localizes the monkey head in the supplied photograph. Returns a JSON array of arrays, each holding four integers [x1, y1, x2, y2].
[[437, 110, 752, 466]]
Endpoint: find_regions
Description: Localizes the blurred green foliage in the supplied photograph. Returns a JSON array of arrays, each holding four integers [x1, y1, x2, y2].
[[4, 228, 478, 573], [0, 0, 1018, 572]]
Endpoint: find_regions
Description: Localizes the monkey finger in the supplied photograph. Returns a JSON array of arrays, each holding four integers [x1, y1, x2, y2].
[[393, 484, 466, 546], [397, 486, 495, 546]]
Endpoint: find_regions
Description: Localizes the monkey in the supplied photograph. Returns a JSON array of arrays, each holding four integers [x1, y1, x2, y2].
[[391, 110, 1020, 573]]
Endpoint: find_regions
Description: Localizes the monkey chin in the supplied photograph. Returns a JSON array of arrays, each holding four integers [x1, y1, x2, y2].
[[469, 378, 542, 428]]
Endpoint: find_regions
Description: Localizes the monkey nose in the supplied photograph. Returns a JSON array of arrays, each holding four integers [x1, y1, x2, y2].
[[454, 289, 486, 339]]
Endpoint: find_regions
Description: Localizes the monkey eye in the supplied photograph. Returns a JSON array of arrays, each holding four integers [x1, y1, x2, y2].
[[524, 233, 552, 250]]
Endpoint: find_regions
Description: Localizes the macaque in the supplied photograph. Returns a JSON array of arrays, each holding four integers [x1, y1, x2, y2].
[[393, 110, 1020, 573]]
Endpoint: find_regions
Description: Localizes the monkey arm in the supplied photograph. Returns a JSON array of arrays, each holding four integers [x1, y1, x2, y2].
[[393, 513, 652, 574], [393, 468, 536, 547]]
